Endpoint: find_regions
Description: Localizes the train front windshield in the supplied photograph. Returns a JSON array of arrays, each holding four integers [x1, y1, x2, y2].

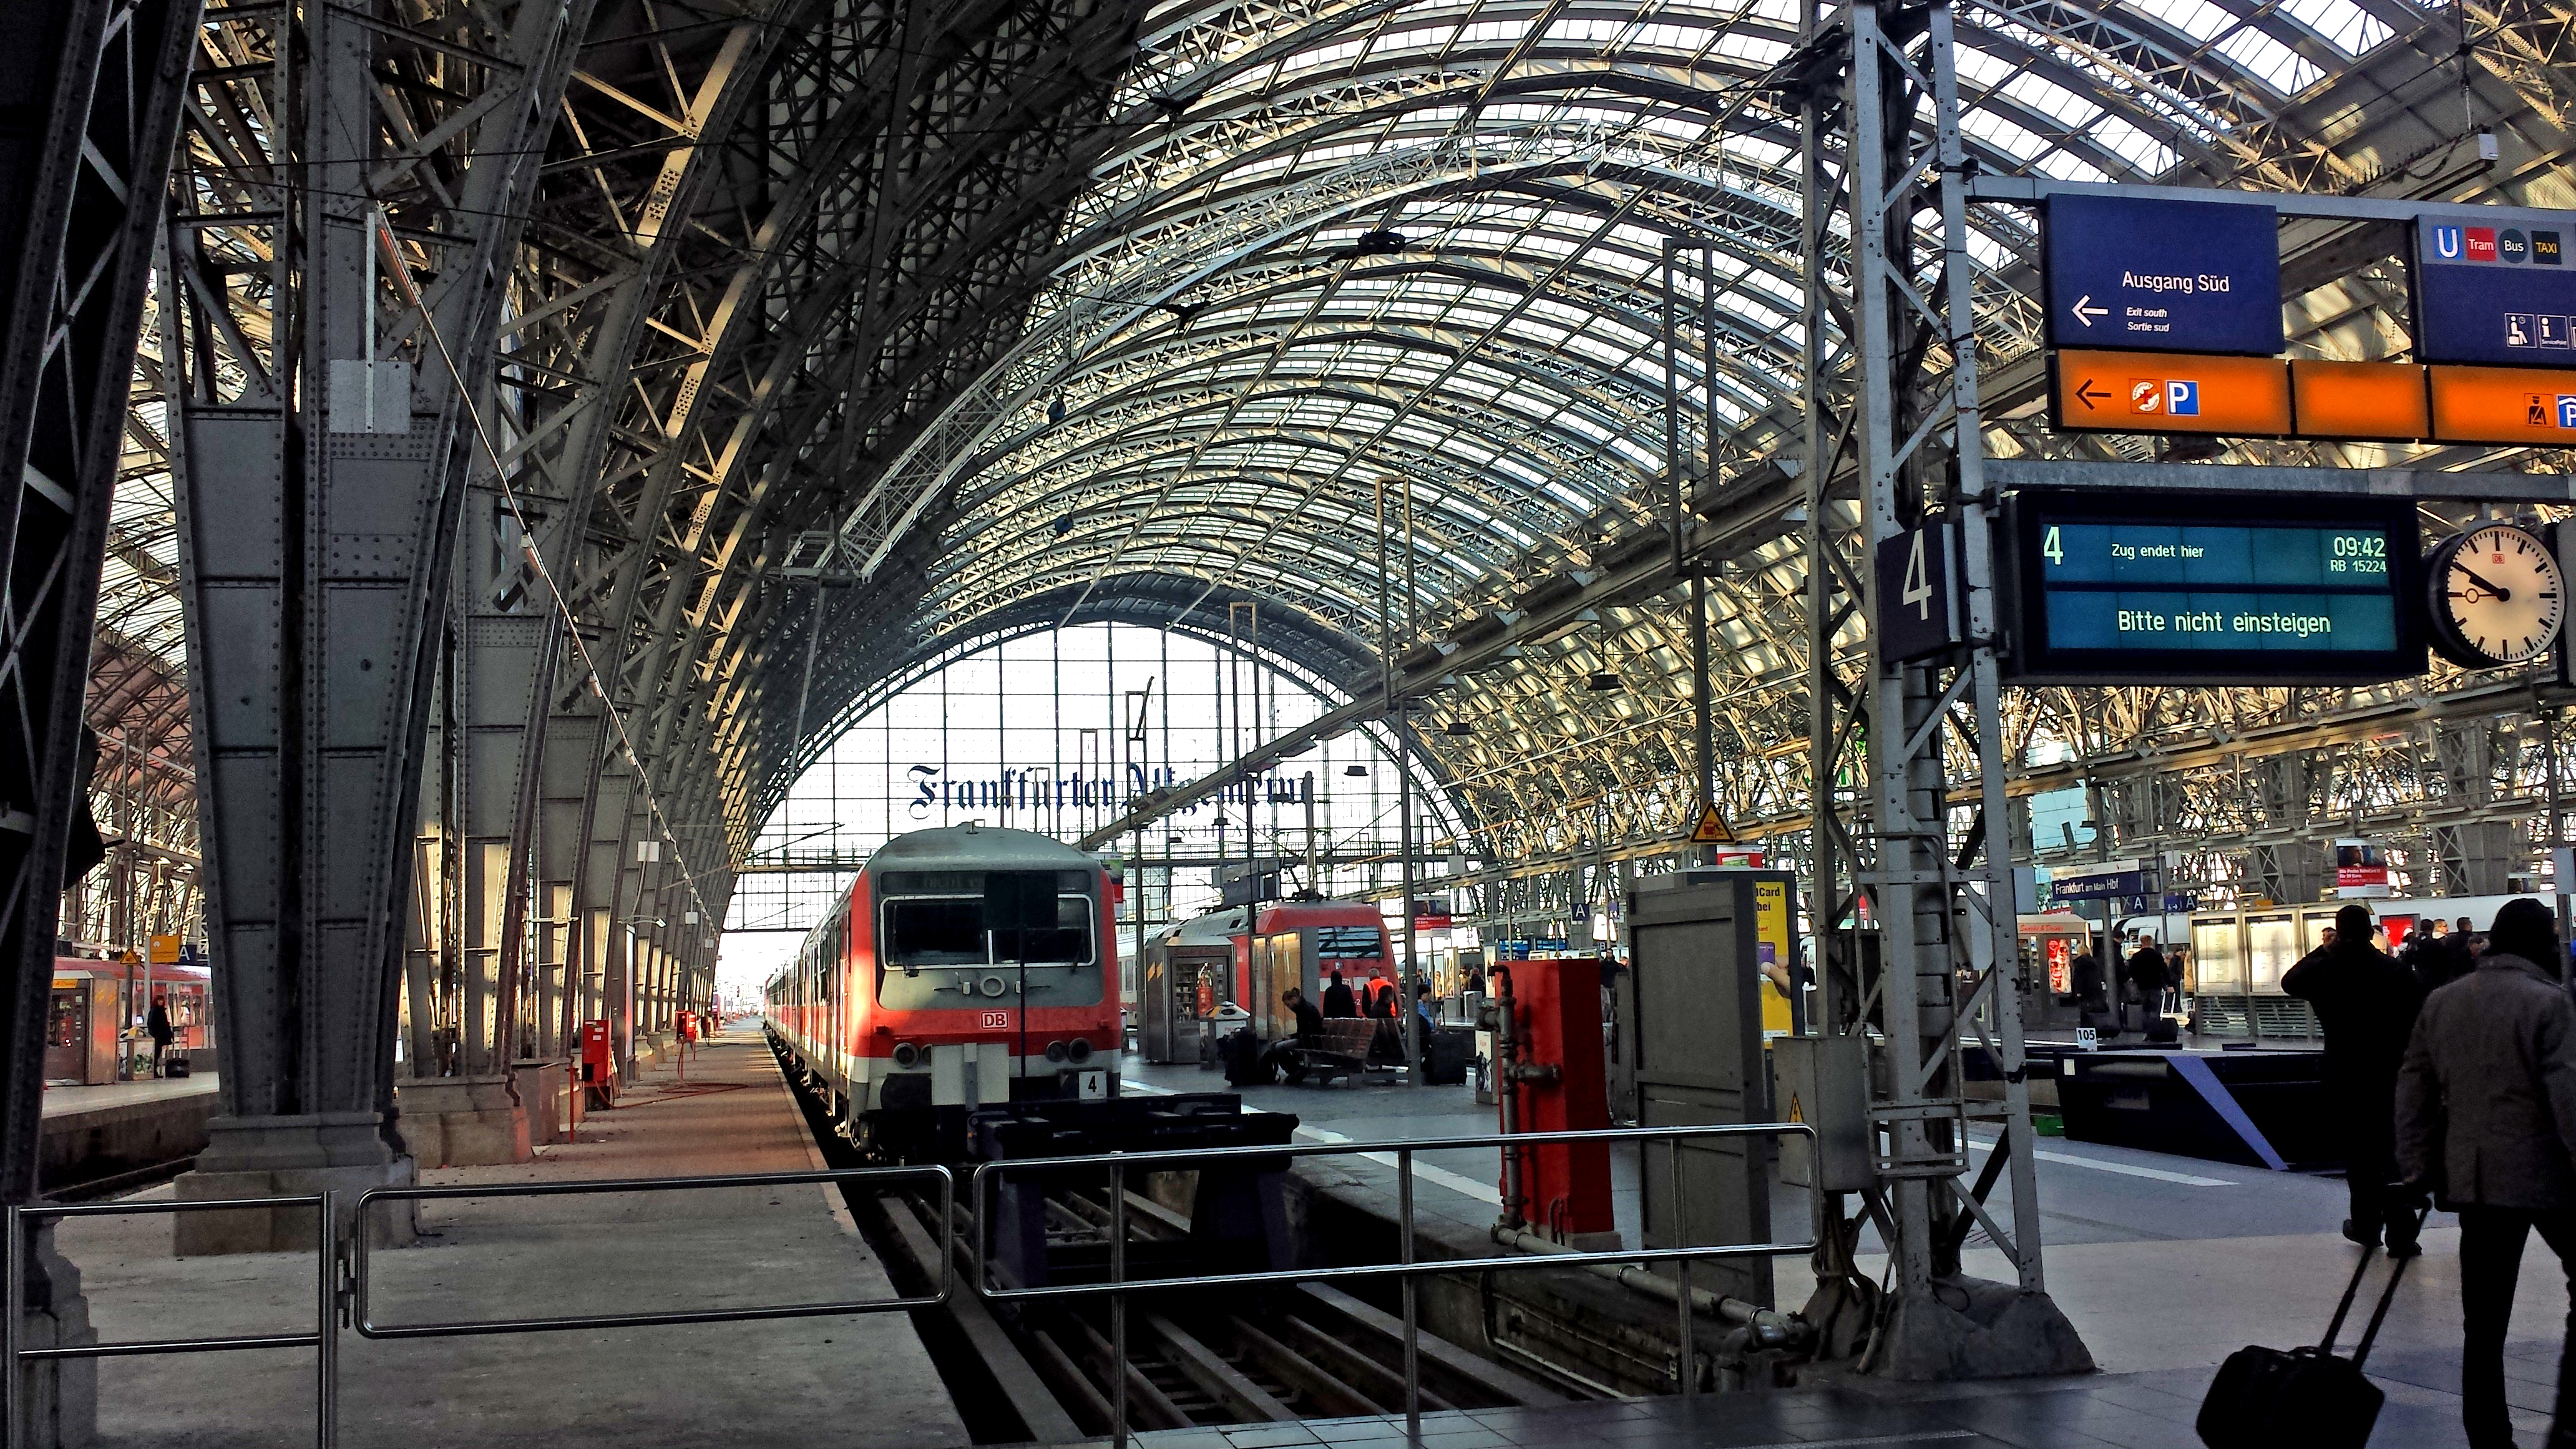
[[875, 869, 1105, 1010], [884, 895, 1093, 965], [1314, 925, 1384, 960]]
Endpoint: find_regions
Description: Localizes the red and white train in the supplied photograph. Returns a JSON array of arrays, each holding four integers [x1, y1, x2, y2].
[[765, 823, 1121, 1158]]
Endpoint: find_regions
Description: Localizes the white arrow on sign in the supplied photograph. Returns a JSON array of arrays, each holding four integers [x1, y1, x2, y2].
[[2070, 294, 2109, 326]]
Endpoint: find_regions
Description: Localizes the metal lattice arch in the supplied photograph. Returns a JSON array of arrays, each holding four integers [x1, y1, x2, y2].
[[83, 0, 2576, 937]]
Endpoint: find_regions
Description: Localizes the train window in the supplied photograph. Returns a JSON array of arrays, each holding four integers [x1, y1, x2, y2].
[[884, 898, 987, 967], [1314, 925, 1385, 959], [1022, 895, 1095, 964]]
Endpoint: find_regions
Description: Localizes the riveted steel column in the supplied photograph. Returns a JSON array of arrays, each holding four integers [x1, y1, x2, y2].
[[164, 0, 588, 1247]]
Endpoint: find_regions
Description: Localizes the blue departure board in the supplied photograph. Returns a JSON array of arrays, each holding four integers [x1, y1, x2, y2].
[[2001, 489, 2423, 684]]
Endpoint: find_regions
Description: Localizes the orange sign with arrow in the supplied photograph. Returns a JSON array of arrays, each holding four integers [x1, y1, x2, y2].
[[2051, 349, 2293, 437]]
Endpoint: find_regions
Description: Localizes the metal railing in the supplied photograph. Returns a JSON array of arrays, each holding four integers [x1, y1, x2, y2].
[[3, 1164, 949, 1448], [968, 1122, 1820, 1449], [349, 1165, 951, 1338], [5, 1193, 339, 1449]]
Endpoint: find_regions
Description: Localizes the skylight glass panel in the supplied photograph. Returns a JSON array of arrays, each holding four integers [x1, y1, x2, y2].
[[1998, 71, 2104, 128], [1961, 106, 2050, 161], [1715, 32, 1790, 66], [2214, 25, 2317, 93], [2142, 0, 2238, 42], [2032, 149, 2112, 183], [2276, 0, 2391, 54], [1954, 44, 2019, 87]]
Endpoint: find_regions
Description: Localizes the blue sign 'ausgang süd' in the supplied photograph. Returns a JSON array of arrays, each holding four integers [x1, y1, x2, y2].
[[2043, 194, 2283, 355], [2415, 212, 2576, 365]]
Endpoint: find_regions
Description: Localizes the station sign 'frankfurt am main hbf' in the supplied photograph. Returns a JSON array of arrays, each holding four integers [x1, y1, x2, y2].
[[2042, 193, 2285, 356]]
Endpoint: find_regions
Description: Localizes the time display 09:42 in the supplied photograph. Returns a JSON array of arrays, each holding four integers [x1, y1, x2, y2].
[[2034, 520, 2402, 653]]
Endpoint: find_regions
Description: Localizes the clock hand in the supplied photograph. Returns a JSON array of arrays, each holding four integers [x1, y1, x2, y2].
[[2454, 562, 2513, 602]]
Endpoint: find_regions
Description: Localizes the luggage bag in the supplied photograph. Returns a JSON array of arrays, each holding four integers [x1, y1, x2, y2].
[[2196, 1212, 2418, 1449]]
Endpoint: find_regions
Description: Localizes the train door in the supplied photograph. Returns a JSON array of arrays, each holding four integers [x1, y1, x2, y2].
[[1138, 942, 1170, 1061], [827, 906, 845, 1085], [1249, 936, 1274, 1040], [1281, 930, 1314, 1013]]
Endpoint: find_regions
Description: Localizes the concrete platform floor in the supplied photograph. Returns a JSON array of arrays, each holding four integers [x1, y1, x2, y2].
[[1124, 1048, 2576, 1448], [39, 1073, 218, 1118], [56, 1028, 965, 1449]]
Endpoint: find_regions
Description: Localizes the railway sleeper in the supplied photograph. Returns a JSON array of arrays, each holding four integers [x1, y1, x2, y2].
[[1066, 1312, 1196, 1429], [1269, 1309, 1455, 1414], [1141, 1310, 1301, 1422], [1217, 1314, 1390, 1419]]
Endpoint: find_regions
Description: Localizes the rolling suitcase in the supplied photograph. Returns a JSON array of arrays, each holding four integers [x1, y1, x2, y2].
[[2197, 1211, 2419, 1449]]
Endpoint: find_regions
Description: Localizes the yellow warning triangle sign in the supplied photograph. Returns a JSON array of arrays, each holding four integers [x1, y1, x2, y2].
[[1787, 1093, 1805, 1124], [1688, 804, 1735, 844]]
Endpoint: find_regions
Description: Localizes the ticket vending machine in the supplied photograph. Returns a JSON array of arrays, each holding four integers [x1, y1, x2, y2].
[[1625, 869, 1791, 1309]]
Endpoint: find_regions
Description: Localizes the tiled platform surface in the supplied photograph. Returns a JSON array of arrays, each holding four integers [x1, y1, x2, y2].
[[1115, 1360, 2530, 1449]]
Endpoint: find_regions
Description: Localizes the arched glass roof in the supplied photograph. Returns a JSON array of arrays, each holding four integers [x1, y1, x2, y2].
[[910, 0, 2440, 648], [97, 0, 2570, 902], [797, 0, 2542, 872]]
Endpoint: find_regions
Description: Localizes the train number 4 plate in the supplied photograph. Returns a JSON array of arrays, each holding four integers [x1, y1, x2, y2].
[[1077, 1070, 1107, 1100], [979, 1010, 1010, 1030]]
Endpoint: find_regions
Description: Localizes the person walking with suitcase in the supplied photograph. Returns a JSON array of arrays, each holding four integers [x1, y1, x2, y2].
[[2397, 895, 2576, 1449], [2285, 902, 2426, 1256]]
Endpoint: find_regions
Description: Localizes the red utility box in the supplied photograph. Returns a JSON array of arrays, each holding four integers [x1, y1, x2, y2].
[[581, 1018, 615, 1101], [1495, 957, 1616, 1248]]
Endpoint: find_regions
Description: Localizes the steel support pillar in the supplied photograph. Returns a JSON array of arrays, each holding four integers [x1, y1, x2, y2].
[[1797, 0, 2089, 1378], [163, 0, 583, 1251], [0, 0, 197, 1438]]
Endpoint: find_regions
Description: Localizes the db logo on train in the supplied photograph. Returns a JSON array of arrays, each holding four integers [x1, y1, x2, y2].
[[979, 1010, 1011, 1030]]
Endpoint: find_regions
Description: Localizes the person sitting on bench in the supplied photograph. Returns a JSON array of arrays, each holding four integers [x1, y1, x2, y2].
[[1264, 987, 1329, 1083]]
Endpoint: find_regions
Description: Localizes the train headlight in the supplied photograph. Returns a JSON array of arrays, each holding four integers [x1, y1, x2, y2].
[[1066, 1037, 1093, 1064], [892, 1042, 919, 1068], [1044, 1040, 1069, 1063]]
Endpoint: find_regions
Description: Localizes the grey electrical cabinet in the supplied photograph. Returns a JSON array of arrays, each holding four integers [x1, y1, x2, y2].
[[1626, 868, 1794, 1309], [1772, 1033, 1873, 1192]]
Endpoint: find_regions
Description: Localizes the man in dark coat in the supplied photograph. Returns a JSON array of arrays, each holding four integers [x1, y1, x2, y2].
[[1283, 987, 1325, 1045], [2285, 902, 2426, 1254], [2124, 937, 2170, 1030], [1321, 970, 1357, 1018], [2398, 897, 2576, 1449], [2449, 915, 2482, 984], [145, 995, 175, 1078], [2069, 949, 2105, 1011]]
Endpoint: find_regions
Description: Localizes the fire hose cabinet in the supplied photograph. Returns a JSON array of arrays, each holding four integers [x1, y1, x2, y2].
[[1491, 957, 1617, 1248], [1626, 868, 1793, 1307], [580, 1018, 615, 1102]]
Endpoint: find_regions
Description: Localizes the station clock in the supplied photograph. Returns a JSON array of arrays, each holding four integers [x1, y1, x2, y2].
[[2425, 522, 2565, 668]]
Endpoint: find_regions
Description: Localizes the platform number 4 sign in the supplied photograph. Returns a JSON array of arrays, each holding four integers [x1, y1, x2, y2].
[[1876, 517, 1964, 661]]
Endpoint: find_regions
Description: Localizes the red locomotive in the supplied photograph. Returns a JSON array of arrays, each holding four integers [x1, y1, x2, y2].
[[765, 822, 1121, 1158], [1229, 898, 1393, 1042]]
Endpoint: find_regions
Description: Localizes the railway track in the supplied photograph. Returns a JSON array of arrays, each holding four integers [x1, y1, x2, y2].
[[777, 1047, 1563, 1442]]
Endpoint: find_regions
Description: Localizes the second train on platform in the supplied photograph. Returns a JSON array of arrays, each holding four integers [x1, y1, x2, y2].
[[764, 823, 1121, 1158]]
